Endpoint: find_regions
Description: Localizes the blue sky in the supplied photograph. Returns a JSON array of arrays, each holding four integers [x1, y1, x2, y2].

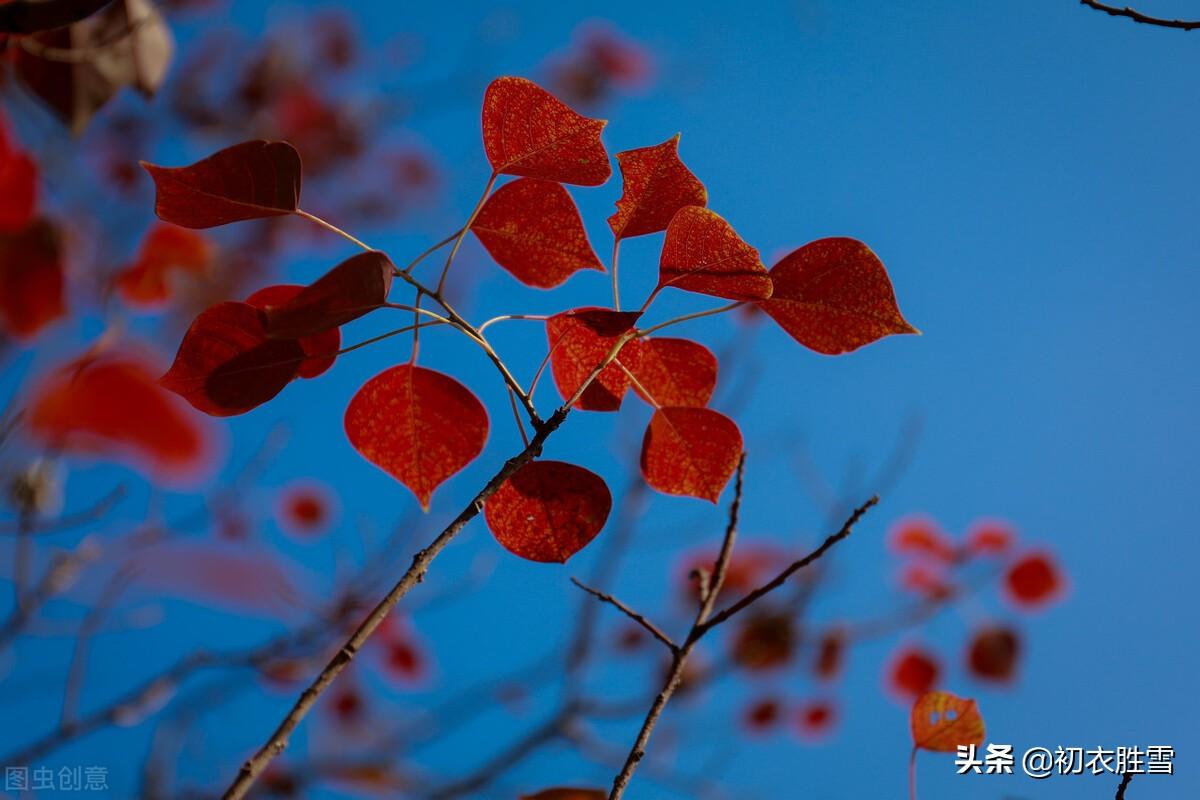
[[3, 1, 1198, 797]]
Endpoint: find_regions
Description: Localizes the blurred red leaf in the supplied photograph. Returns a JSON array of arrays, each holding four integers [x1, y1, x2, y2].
[[344, 365, 488, 510], [796, 699, 837, 739], [1003, 551, 1063, 609], [911, 691, 985, 753], [609, 135, 706, 240], [142, 140, 301, 228], [759, 237, 917, 355], [520, 790, 606, 800], [743, 697, 781, 733], [245, 284, 340, 379], [116, 224, 212, 308], [126, 541, 302, 615], [277, 482, 334, 537], [481, 76, 610, 186], [0, 219, 65, 339], [814, 628, 847, 681], [678, 544, 788, 603], [484, 460, 611, 563], [28, 351, 208, 480], [888, 646, 941, 700], [0, 111, 37, 232], [263, 250, 393, 338], [658, 206, 772, 301], [161, 301, 305, 416], [640, 406, 742, 501], [629, 337, 717, 408], [966, 626, 1020, 683], [471, 178, 603, 288], [545, 307, 641, 411], [888, 515, 956, 563], [964, 518, 1015, 556], [731, 611, 796, 671], [898, 562, 954, 600]]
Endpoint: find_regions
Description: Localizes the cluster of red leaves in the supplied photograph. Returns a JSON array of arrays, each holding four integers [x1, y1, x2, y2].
[[143, 75, 915, 567], [743, 696, 838, 740]]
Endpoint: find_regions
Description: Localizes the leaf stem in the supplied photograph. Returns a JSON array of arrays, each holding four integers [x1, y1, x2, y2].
[[638, 301, 742, 337], [436, 172, 498, 296], [294, 209, 373, 252], [611, 238, 622, 311]]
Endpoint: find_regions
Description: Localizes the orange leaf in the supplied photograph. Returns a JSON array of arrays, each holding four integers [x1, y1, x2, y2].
[[520, 789, 607, 800], [658, 206, 771, 301], [471, 178, 603, 288], [629, 337, 717, 407], [141, 140, 301, 229], [263, 250, 393, 338], [28, 351, 208, 481], [640, 407, 742, 502], [910, 691, 985, 753], [484, 460, 611, 563], [546, 307, 642, 411], [160, 301, 305, 416], [344, 365, 488, 510], [609, 134, 706, 240], [759, 237, 917, 355], [245, 284, 340, 379], [482, 76, 610, 186], [0, 219, 65, 340]]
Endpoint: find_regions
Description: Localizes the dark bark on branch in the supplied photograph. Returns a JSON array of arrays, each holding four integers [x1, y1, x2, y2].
[[1080, 0, 1200, 30]]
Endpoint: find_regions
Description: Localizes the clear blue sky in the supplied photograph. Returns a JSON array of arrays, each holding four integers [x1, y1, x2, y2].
[[3, 1, 1197, 797]]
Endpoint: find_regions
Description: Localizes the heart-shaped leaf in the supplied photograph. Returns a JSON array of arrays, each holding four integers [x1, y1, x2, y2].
[[141, 140, 302, 229], [471, 178, 603, 288], [658, 206, 772, 301], [482, 76, 610, 186], [910, 691, 985, 752], [629, 337, 717, 408], [160, 301, 305, 416], [609, 134, 707, 240], [640, 407, 742, 502], [546, 307, 642, 411], [263, 250, 393, 338], [344, 365, 488, 510], [758, 237, 917, 355], [245, 285, 340, 379], [485, 460, 611, 563]]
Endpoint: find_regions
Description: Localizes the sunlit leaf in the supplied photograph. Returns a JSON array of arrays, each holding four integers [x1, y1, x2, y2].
[[545, 307, 641, 411], [640, 406, 742, 501], [344, 365, 488, 510], [484, 460, 611, 563], [910, 691, 985, 753], [658, 206, 771, 301], [482, 76, 610, 186], [759, 237, 917, 355], [263, 250, 393, 338], [629, 337, 717, 407], [471, 178, 603, 288], [245, 284, 340, 379], [609, 134, 706, 240], [141, 140, 301, 228], [0, 219, 65, 339]]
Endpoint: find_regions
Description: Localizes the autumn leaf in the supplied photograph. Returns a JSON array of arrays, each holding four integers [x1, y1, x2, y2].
[[889, 646, 941, 700], [640, 406, 742, 501], [520, 788, 607, 800], [609, 134, 706, 240], [115, 224, 212, 308], [658, 206, 772, 301], [245, 285, 340, 379], [0, 111, 38, 233], [910, 691, 985, 753], [276, 482, 335, 537], [888, 515, 956, 563], [471, 178, 603, 288], [759, 237, 917, 355], [0, 219, 66, 340], [141, 140, 302, 228], [546, 307, 642, 411], [966, 626, 1020, 683], [482, 76, 610, 186], [160, 301, 305, 416], [344, 365, 488, 510], [1003, 551, 1064, 609], [629, 337, 717, 408], [484, 460, 611, 563], [263, 250, 393, 338], [28, 351, 208, 481]]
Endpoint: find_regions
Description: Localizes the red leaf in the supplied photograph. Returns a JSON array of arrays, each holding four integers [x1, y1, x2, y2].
[[116, 224, 212, 308], [795, 700, 837, 739], [484, 460, 611, 563], [545, 307, 642, 411], [966, 626, 1020, 683], [887, 515, 957, 563], [0, 219, 65, 339], [141, 140, 302, 229], [262, 250, 393, 338], [742, 697, 782, 733], [0, 112, 37, 232], [277, 481, 335, 537], [28, 352, 208, 481], [814, 628, 847, 681], [888, 646, 941, 700], [344, 365, 488, 510], [964, 518, 1015, 556], [471, 178, 603, 288], [629, 337, 717, 407], [759, 237, 918, 355], [640, 406, 742, 501], [609, 134, 706, 240], [160, 301, 305, 417], [1003, 551, 1064, 609], [481, 76, 610, 186], [911, 691, 986, 753], [657, 206, 772, 301], [731, 612, 796, 671], [126, 541, 302, 616], [245, 285, 340, 379]]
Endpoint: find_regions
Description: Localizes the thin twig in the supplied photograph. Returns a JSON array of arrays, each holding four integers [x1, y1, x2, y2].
[[1080, 0, 1200, 30], [570, 578, 677, 652], [1116, 771, 1133, 799]]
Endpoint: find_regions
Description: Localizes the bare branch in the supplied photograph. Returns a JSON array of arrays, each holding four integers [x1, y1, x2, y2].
[[1080, 0, 1200, 30], [1116, 771, 1133, 799], [571, 577, 678, 652]]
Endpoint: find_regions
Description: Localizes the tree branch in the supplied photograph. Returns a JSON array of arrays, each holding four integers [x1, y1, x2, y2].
[[1080, 0, 1200, 30], [571, 577, 677, 652]]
